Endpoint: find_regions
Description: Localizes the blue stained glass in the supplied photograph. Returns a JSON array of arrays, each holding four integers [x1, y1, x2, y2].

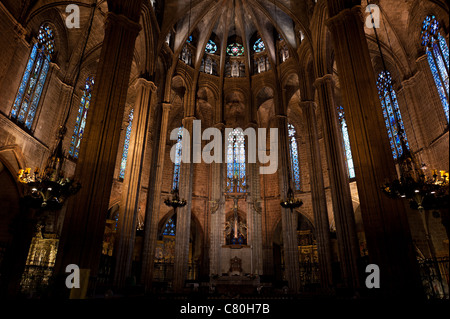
[[422, 16, 449, 123], [172, 127, 183, 190], [227, 129, 246, 192], [288, 124, 301, 190], [427, 49, 449, 122], [227, 43, 244, 56], [434, 43, 449, 87], [11, 24, 54, 129], [12, 45, 38, 118], [205, 40, 217, 54], [377, 71, 409, 160], [337, 107, 355, 179], [119, 109, 134, 179], [439, 34, 449, 67], [69, 76, 95, 158], [162, 218, 176, 236], [25, 58, 49, 129], [253, 38, 265, 53]]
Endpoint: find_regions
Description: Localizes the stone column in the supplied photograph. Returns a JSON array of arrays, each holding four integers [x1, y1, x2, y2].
[[141, 102, 171, 288], [299, 101, 334, 289], [246, 123, 263, 276], [173, 117, 195, 292], [114, 78, 157, 288], [209, 123, 224, 276], [326, 1, 422, 297], [314, 75, 360, 289], [275, 114, 301, 293], [54, 0, 143, 296]]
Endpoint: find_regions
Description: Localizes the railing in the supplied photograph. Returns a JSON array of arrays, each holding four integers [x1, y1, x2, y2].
[[153, 262, 198, 283], [153, 262, 174, 282], [418, 257, 449, 299], [20, 261, 55, 295], [299, 262, 320, 291], [97, 254, 116, 287]]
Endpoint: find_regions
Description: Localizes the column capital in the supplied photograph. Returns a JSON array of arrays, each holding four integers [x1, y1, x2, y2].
[[246, 121, 258, 129], [415, 53, 428, 64], [314, 74, 335, 88], [105, 11, 142, 35], [274, 114, 287, 120], [213, 122, 225, 130], [298, 101, 317, 111], [135, 77, 157, 92], [400, 72, 420, 89], [107, 0, 143, 22], [49, 61, 60, 70], [162, 102, 171, 112], [13, 22, 27, 41], [182, 116, 197, 127], [326, 5, 363, 28]]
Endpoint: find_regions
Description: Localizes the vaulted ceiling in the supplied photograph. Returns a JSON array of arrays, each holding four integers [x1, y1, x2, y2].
[[160, 0, 310, 67]]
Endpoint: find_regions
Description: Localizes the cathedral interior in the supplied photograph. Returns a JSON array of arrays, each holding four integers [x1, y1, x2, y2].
[[0, 0, 449, 302]]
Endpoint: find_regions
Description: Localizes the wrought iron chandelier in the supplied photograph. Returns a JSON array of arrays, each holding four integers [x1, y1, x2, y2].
[[280, 185, 303, 213], [382, 158, 449, 211], [17, 126, 81, 210], [164, 188, 187, 210]]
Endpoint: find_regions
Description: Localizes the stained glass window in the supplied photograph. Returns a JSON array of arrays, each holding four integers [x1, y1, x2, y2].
[[421, 15, 449, 122], [172, 127, 183, 190], [253, 38, 265, 53], [288, 124, 301, 191], [69, 76, 95, 159], [227, 129, 246, 192], [180, 45, 192, 65], [376, 71, 410, 160], [119, 109, 134, 180], [205, 40, 217, 54], [187, 35, 193, 43], [162, 217, 176, 236], [227, 43, 244, 56], [337, 107, 355, 179], [11, 24, 55, 130]]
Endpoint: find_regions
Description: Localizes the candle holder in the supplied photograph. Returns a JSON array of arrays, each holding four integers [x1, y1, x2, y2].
[[17, 126, 81, 210], [280, 186, 303, 213], [164, 188, 187, 210]]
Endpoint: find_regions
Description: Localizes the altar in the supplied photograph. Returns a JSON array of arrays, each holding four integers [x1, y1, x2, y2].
[[211, 255, 260, 295]]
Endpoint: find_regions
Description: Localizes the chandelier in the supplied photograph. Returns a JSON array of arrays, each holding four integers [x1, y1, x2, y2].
[[17, 126, 81, 210], [164, 188, 187, 210], [382, 159, 449, 211], [280, 185, 303, 213]]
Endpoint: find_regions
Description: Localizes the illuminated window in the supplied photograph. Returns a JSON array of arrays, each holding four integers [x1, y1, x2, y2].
[[69, 76, 95, 159], [162, 217, 176, 236], [172, 127, 183, 190], [253, 38, 265, 53], [421, 15, 449, 122], [11, 24, 54, 130], [180, 45, 192, 65], [376, 71, 410, 160], [227, 129, 246, 192], [227, 43, 244, 56], [205, 40, 217, 54], [337, 107, 355, 179], [119, 109, 134, 179], [288, 124, 301, 190]]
